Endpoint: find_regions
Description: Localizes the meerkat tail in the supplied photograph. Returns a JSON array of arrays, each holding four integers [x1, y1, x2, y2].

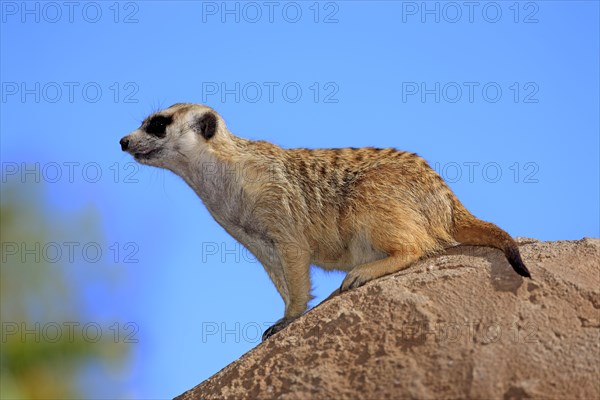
[[452, 206, 531, 278]]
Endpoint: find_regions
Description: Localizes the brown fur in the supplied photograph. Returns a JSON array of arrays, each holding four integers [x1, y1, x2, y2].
[[120, 103, 530, 340]]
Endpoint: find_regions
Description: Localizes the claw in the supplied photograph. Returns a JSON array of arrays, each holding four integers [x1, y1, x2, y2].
[[262, 318, 290, 341], [349, 276, 361, 289], [340, 274, 365, 293]]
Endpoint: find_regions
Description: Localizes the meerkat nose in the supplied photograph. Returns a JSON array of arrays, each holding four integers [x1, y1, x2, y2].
[[120, 137, 130, 151]]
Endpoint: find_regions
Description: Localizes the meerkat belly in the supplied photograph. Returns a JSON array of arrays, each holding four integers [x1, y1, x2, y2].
[[311, 232, 387, 271]]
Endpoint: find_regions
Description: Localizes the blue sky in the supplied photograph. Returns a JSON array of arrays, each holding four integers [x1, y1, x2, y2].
[[1, 1, 599, 398]]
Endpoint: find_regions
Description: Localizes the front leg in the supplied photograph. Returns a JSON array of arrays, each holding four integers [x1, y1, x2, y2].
[[257, 241, 312, 341]]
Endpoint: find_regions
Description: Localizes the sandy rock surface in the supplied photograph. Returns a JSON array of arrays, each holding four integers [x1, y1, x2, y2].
[[177, 238, 600, 400]]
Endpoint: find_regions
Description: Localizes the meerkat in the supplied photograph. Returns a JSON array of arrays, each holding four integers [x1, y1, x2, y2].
[[120, 103, 531, 340]]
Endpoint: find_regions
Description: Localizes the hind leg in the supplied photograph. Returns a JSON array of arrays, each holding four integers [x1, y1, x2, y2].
[[340, 247, 424, 292]]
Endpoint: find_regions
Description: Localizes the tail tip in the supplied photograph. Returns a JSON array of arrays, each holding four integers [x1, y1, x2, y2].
[[506, 246, 532, 278], [515, 265, 532, 279]]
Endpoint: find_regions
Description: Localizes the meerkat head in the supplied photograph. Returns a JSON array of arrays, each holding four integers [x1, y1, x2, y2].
[[120, 103, 227, 172]]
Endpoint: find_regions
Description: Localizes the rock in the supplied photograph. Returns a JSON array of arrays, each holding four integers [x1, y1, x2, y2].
[[177, 239, 600, 400]]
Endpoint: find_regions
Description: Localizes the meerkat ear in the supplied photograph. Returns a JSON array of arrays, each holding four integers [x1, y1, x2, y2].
[[193, 112, 217, 140]]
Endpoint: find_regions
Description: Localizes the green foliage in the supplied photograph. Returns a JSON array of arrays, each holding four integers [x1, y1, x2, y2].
[[1, 181, 130, 399]]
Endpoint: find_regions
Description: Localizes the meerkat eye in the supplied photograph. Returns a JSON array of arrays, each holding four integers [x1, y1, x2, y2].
[[145, 115, 173, 138]]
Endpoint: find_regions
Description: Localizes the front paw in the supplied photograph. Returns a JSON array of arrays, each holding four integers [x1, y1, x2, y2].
[[262, 318, 290, 341], [340, 269, 370, 293]]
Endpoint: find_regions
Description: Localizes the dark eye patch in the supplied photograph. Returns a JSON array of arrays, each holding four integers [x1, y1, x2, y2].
[[145, 115, 173, 138]]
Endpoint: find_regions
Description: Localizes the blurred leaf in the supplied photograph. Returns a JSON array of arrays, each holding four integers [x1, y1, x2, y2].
[[1, 178, 130, 399]]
